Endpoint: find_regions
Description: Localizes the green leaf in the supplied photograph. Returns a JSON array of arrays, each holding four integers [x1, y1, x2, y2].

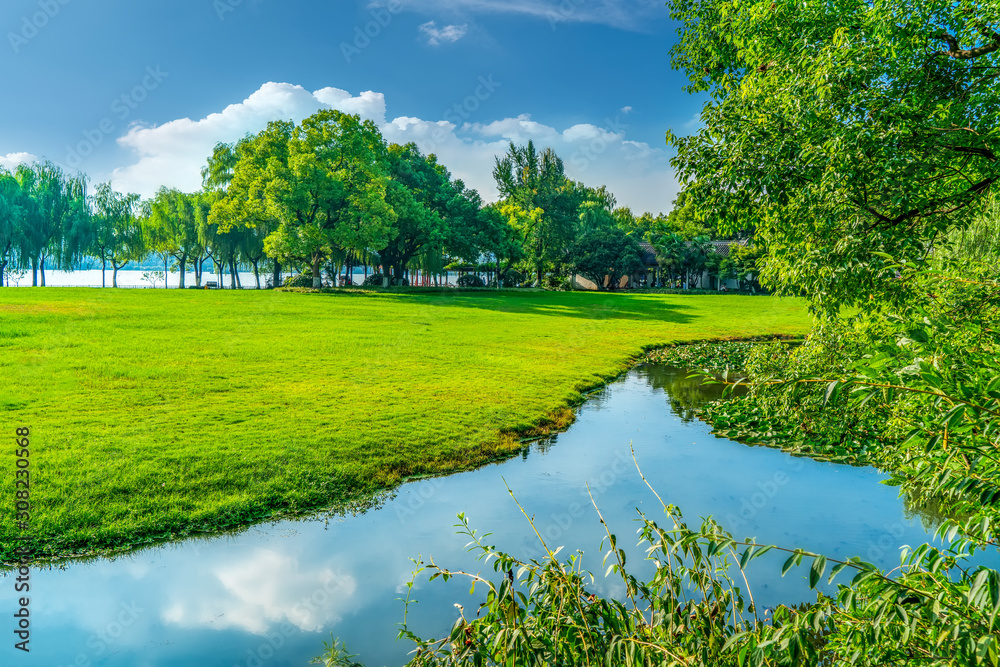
[[822, 380, 841, 408], [809, 555, 826, 589]]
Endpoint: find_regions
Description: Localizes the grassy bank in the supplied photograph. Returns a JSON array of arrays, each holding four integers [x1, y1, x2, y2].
[[0, 288, 810, 561]]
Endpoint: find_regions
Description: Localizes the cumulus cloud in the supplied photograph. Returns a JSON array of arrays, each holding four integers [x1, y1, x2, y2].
[[418, 21, 469, 45], [110, 82, 386, 196], [108, 81, 678, 215], [161, 549, 357, 633], [0, 152, 39, 171]]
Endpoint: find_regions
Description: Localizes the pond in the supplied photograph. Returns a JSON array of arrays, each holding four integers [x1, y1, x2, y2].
[[0, 364, 978, 667]]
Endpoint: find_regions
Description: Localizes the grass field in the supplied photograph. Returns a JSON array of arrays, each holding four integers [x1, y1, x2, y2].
[[0, 288, 811, 561]]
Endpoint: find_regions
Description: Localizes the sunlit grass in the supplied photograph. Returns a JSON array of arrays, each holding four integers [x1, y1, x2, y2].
[[0, 288, 811, 560]]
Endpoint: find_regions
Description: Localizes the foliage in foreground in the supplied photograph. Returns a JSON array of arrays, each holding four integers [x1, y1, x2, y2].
[[382, 487, 1000, 667]]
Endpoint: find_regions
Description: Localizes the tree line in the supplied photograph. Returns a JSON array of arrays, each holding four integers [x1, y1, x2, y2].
[[0, 109, 754, 291]]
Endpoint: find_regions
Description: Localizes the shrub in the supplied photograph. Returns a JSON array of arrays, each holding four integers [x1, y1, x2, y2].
[[456, 274, 486, 288], [542, 273, 569, 290], [362, 273, 385, 287], [283, 274, 314, 288]]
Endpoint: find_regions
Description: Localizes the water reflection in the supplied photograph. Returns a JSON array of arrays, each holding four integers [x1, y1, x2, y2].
[[636, 364, 744, 422], [1, 364, 989, 667]]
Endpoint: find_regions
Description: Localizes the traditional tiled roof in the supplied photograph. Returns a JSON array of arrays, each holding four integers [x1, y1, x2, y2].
[[709, 239, 749, 257], [638, 242, 659, 266], [638, 239, 748, 265]]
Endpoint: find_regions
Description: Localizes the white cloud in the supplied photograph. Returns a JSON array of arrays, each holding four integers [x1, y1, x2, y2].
[[0, 152, 39, 171], [681, 112, 703, 133], [383, 112, 678, 214], [418, 20, 469, 45], [389, 0, 665, 31], [107, 82, 678, 215], [161, 549, 357, 633], [110, 82, 385, 196], [620, 106, 633, 115]]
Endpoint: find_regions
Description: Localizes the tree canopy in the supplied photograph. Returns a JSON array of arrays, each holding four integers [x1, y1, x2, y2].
[[668, 0, 1000, 312]]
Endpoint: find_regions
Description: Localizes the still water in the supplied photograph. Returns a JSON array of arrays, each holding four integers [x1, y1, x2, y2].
[[0, 365, 972, 666], [7, 269, 464, 289]]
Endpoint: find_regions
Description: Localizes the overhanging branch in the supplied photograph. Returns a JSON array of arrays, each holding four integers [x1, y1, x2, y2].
[[936, 26, 1000, 59]]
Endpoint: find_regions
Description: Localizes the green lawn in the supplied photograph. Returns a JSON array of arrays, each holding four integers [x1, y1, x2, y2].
[[0, 288, 811, 561]]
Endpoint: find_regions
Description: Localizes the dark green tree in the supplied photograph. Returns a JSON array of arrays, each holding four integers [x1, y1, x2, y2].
[[567, 228, 643, 291]]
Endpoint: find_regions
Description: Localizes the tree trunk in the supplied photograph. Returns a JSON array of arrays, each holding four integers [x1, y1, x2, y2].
[[39, 255, 46, 286], [312, 256, 323, 289], [31, 256, 38, 286], [101, 256, 107, 288], [252, 258, 260, 289], [0, 260, 6, 287], [177, 254, 187, 289], [272, 260, 281, 289], [113, 265, 119, 288]]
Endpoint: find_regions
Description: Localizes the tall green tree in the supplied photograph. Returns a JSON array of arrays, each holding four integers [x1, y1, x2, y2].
[[146, 188, 206, 289], [668, 0, 1000, 313], [376, 143, 486, 286], [493, 141, 580, 284], [480, 203, 539, 287], [0, 171, 24, 287], [265, 110, 395, 288], [14, 162, 89, 286], [375, 144, 447, 285], [91, 182, 144, 288], [206, 127, 290, 288]]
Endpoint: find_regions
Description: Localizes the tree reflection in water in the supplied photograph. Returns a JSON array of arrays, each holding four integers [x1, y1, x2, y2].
[[635, 363, 747, 423]]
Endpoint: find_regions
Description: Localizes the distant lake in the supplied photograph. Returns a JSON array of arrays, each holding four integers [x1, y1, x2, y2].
[[5, 268, 463, 288]]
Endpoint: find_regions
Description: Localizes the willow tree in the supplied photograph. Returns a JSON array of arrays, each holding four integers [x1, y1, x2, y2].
[[146, 188, 207, 289], [91, 182, 144, 288], [0, 171, 24, 287], [668, 0, 1000, 313], [14, 162, 90, 286]]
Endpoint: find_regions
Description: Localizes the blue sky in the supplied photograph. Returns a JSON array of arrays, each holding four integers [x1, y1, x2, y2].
[[0, 0, 704, 214]]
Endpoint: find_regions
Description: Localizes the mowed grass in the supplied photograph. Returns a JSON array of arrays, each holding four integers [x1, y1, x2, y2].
[[0, 288, 811, 561]]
